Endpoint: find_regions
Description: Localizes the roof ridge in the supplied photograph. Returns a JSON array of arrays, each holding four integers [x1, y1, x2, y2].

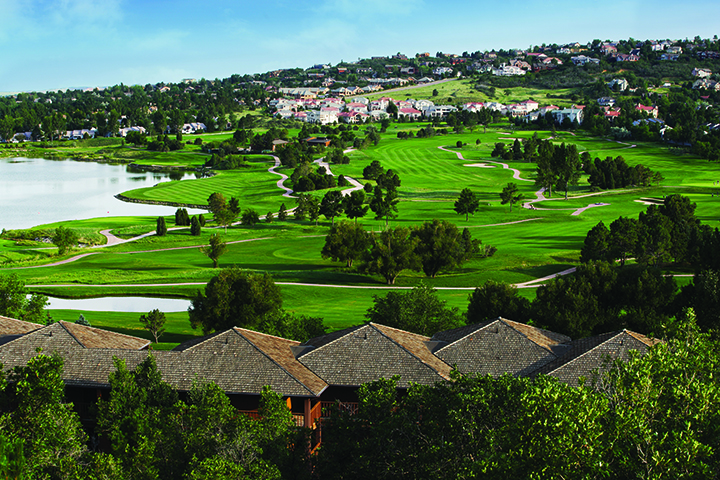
[[58, 320, 151, 346], [234, 327, 300, 345], [432, 319, 497, 354], [371, 324, 452, 379], [233, 329, 321, 396], [500, 319, 567, 355], [55, 322, 86, 348], [546, 330, 624, 376], [301, 324, 366, 354]]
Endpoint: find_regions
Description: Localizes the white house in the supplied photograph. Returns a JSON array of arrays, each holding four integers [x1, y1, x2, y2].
[[552, 108, 584, 125], [692, 68, 712, 78], [571, 55, 600, 66], [608, 78, 629, 91], [423, 105, 457, 118], [398, 107, 423, 120]]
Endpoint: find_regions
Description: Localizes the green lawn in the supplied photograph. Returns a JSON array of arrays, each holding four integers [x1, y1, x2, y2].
[[4, 121, 718, 337]]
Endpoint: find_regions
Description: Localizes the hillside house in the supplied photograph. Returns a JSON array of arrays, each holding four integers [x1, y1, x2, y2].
[[692, 68, 713, 78], [552, 108, 584, 125], [636, 104, 659, 118]]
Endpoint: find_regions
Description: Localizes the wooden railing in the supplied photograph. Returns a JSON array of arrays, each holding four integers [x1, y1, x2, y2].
[[320, 401, 359, 417]]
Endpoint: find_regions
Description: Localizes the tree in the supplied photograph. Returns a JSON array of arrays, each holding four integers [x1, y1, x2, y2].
[[277, 203, 287, 221], [139, 309, 167, 344], [535, 140, 558, 197], [609, 216, 639, 267], [214, 208, 237, 232], [365, 283, 463, 336], [175, 208, 191, 226], [362, 160, 384, 180], [75, 314, 90, 326], [0, 274, 50, 325], [364, 226, 421, 285], [294, 194, 319, 224], [320, 190, 344, 225], [343, 189, 369, 223], [580, 221, 612, 263], [207, 192, 227, 215], [265, 211, 274, 223], [454, 188, 480, 221], [200, 233, 227, 268], [321, 221, 371, 268], [156, 216, 168, 236], [0, 353, 91, 479], [51, 225, 78, 255], [189, 267, 283, 333], [467, 280, 532, 324], [190, 216, 202, 236], [554, 143, 582, 199], [241, 208, 260, 226], [258, 312, 327, 343], [369, 181, 400, 228], [499, 182, 524, 211], [411, 219, 469, 278]]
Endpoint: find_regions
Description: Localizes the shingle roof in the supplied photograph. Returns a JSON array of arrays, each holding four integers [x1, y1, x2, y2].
[[0, 316, 43, 336], [58, 321, 151, 350], [529, 329, 659, 384], [431, 318, 572, 376], [297, 323, 452, 388], [0, 325, 327, 397]]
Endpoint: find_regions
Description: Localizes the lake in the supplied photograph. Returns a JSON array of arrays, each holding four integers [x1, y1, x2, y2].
[[0, 157, 205, 230], [47, 296, 192, 312]]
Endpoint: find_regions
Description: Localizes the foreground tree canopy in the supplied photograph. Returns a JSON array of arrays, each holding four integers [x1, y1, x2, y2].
[[189, 267, 283, 334], [316, 310, 720, 479]]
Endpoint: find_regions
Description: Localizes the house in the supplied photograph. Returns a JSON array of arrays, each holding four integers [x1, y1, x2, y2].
[[614, 53, 639, 62], [552, 108, 584, 125], [0, 314, 660, 447], [661, 53, 680, 61], [423, 105, 457, 118], [597, 97, 616, 107], [636, 104, 659, 118], [666, 46, 683, 55], [608, 78, 629, 91], [493, 64, 526, 76], [571, 55, 600, 66], [692, 68, 713, 78], [604, 108, 621, 122], [433, 67, 454, 76], [400, 67, 416, 75], [462, 102, 485, 113], [181, 123, 207, 134], [600, 44, 617, 55], [397, 107, 423, 120]]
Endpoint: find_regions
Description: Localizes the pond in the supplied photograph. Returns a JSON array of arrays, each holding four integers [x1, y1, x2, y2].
[[0, 157, 205, 230], [46, 296, 192, 312]]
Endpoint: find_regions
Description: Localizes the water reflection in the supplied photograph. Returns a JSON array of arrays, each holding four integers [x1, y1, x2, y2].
[[47, 296, 191, 312], [0, 157, 204, 230]]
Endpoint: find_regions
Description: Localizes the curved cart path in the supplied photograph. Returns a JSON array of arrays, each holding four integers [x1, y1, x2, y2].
[[313, 148, 364, 196], [267, 155, 296, 198], [439, 145, 534, 182]]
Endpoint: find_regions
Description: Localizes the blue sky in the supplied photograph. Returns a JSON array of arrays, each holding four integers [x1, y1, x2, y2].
[[1, 0, 719, 93]]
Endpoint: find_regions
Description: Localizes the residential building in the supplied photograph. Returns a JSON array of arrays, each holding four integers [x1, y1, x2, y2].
[[552, 108, 584, 125]]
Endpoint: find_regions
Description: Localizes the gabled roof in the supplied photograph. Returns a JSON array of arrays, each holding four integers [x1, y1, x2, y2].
[[0, 320, 149, 351], [169, 328, 327, 396], [297, 323, 452, 388], [0, 316, 43, 336], [529, 330, 659, 384], [59, 321, 151, 349], [431, 318, 572, 376]]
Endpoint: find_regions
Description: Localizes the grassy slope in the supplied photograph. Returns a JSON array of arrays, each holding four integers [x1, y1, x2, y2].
[[5, 121, 720, 337]]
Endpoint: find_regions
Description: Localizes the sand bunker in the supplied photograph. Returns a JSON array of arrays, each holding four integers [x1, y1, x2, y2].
[[464, 163, 495, 168]]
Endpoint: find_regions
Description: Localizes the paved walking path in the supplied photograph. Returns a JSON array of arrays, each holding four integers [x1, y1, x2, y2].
[[438, 146, 533, 182]]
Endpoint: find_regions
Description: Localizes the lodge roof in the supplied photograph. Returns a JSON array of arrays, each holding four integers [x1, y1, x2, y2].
[[431, 318, 572, 376], [529, 329, 659, 384], [298, 323, 452, 388]]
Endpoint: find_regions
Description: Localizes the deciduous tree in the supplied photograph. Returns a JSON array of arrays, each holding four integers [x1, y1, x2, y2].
[[364, 226, 420, 285], [139, 309, 167, 343], [499, 182, 524, 211], [321, 221, 370, 268], [51, 225, 78, 255], [365, 283, 463, 336], [189, 267, 283, 333], [200, 233, 227, 268]]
